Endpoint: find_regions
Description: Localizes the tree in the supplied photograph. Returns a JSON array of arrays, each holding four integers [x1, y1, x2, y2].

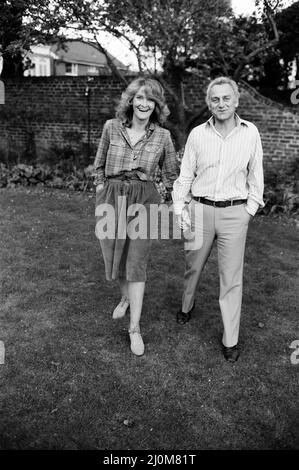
[[246, 1, 299, 97], [0, 0, 289, 141], [100, 0, 233, 142], [276, 0, 299, 83], [0, 0, 26, 77], [0, 0, 70, 77], [94, 0, 284, 139], [0, 0, 231, 142]]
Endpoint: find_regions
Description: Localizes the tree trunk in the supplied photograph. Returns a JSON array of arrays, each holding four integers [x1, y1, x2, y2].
[[1, 53, 24, 79], [1, 3, 25, 78]]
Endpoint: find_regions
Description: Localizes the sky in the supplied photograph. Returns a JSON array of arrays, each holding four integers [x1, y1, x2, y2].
[[231, 0, 255, 16], [232, 0, 296, 15]]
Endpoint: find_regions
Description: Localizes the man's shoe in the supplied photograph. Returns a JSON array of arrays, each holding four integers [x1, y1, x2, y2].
[[128, 326, 144, 356], [176, 303, 195, 325], [112, 296, 129, 319], [223, 344, 240, 362]]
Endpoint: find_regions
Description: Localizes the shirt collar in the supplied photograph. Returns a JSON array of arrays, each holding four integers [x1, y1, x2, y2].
[[206, 113, 248, 128], [120, 119, 156, 132]]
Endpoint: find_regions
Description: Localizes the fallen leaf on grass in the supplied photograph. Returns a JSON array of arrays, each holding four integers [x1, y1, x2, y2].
[[123, 419, 134, 427]]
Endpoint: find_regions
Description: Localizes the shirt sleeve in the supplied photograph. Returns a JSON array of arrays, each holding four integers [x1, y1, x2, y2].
[[246, 127, 265, 216], [159, 131, 179, 192], [172, 129, 197, 215], [93, 120, 111, 186]]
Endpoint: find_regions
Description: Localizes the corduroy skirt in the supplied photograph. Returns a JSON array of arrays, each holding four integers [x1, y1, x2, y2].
[[95, 176, 161, 282]]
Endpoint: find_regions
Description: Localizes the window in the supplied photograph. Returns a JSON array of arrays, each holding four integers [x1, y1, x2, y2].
[[65, 63, 78, 76], [38, 60, 48, 76], [87, 66, 98, 75], [65, 63, 72, 74], [24, 58, 50, 77]]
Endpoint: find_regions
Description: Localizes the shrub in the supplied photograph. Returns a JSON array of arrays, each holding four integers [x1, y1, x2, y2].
[[0, 158, 298, 219], [260, 158, 299, 217], [260, 182, 299, 216], [0, 163, 94, 192]]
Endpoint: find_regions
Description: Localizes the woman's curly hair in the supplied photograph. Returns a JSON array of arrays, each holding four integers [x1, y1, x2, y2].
[[115, 77, 170, 126]]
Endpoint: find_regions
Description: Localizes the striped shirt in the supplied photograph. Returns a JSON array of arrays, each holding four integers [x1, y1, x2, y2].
[[93, 118, 178, 190], [172, 114, 264, 216]]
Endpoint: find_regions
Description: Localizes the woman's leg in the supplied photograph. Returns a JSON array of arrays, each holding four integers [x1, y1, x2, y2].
[[112, 277, 129, 319], [128, 281, 145, 355], [119, 278, 129, 299], [128, 281, 145, 329]]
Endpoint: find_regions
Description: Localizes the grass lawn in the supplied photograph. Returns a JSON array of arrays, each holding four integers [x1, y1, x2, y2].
[[0, 187, 298, 450]]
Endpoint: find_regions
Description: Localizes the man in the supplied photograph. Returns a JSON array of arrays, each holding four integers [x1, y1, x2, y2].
[[172, 76, 264, 362]]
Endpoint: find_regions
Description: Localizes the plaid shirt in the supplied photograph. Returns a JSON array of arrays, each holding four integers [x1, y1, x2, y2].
[[93, 118, 178, 191]]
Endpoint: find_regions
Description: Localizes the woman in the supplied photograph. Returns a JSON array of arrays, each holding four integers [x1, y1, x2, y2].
[[93, 77, 178, 356]]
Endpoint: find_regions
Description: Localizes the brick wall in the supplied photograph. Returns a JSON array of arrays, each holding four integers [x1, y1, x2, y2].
[[237, 82, 299, 174], [0, 75, 298, 174], [0, 75, 130, 164]]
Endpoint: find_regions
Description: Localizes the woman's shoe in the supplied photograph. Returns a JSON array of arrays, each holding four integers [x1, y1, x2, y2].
[[112, 296, 129, 319], [128, 326, 144, 356]]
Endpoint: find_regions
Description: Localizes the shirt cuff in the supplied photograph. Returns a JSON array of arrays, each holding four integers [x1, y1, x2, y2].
[[173, 201, 185, 215], [245, 199, 259, 216]]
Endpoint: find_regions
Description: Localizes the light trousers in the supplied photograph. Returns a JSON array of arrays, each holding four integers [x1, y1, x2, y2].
[[182, 201, 251, 347]]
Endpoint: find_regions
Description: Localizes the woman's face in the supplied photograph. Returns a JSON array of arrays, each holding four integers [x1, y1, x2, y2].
[[132, 86, 155, 122]]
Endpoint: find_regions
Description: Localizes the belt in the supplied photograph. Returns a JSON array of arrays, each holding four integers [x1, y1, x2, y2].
[[107, 170, 146, 182], [192, 197, 247, 208], [108, 176, 141, 182]]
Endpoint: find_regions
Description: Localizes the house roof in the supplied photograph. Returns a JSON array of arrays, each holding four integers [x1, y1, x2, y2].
[[50, 40, 128, 69]]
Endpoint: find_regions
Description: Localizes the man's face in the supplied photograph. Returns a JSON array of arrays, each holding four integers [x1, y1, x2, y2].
[[208, 83, 238, 122]]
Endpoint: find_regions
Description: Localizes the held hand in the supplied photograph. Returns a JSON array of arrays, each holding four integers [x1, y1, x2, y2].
[[176, 206, 191, 231], [96, 183, 104, 193]]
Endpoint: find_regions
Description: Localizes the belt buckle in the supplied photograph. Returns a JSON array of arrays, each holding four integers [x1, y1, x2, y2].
[[213, 200, 217, 207], [230, 199, 234, 206]]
